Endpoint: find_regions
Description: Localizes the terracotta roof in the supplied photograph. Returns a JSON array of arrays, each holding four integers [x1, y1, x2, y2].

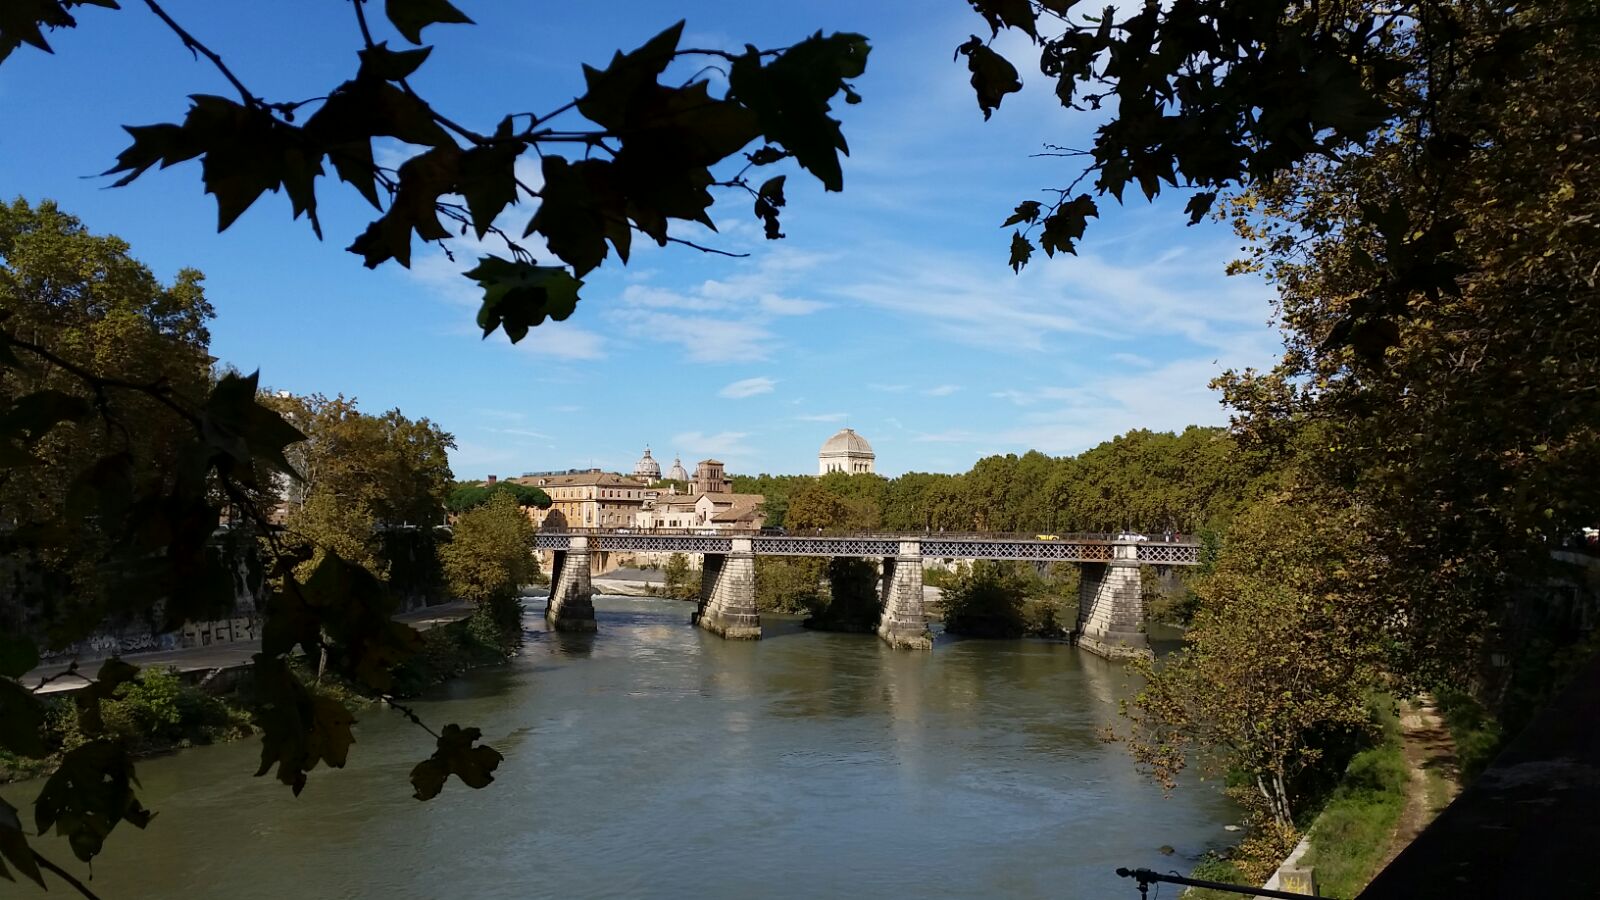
[[712, 495, 765, 522], [511, 472, 648, 488]]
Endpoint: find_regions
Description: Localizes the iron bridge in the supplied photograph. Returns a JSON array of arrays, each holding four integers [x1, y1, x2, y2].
[[534, 531, 1200, 565]]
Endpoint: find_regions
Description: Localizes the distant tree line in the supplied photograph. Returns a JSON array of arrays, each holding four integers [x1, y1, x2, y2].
[[732, 425, 1265, 537], [446, 480, 551, 515]]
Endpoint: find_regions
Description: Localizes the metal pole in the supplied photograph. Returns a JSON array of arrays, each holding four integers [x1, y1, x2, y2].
[[1115, 868, 1318, 899]]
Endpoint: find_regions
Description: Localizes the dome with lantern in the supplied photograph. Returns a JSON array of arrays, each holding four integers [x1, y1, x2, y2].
[[632, 447, 661, 481], [818, 428, 875, 475], [666, 455, 689, 482]]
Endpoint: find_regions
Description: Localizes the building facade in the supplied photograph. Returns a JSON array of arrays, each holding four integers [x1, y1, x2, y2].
[[512, 470, 655, 529]]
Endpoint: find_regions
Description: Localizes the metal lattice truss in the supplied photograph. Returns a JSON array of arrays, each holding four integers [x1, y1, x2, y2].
[[535, 534, 736, 554], [753, 538, 901, 557], [598, 535, 734, 554], [536, 531, 1200, 565], [1137, 543, 1201, 565], [922, 539, 1115, 562]]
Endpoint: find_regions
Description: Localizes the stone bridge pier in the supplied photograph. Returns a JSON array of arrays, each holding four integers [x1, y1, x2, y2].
[[692, 537, 762, 640], [546, 535, 597, 632], [879, 541, 932, 650], [1071, 542, 1149, 659]]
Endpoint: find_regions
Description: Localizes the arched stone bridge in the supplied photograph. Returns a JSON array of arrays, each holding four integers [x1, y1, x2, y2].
[[536, 531, 1200, 660]]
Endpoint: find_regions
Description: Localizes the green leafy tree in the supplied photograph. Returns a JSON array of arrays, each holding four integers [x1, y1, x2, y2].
[[446, 480, 552, 515], [754, 557, 825, 614], [270, 392, 455, 579], [662, 552, 698, 600], [0, 204, 502, 895], [1212, 0, 1600, 688], [941, 561, 1030, 638], [1123, 495, 1385, 833], [0, 198, 220, 645], [960, 0, 1538, 366], [439, 492, 536, 645], [805, 557, 881, 634]]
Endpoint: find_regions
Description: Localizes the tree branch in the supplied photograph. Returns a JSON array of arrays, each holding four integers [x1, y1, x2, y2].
[[5, 333, 201, 428], [663, 235, 749, 258], [34, 850, 104, 900], [140, 0, 264, 109]]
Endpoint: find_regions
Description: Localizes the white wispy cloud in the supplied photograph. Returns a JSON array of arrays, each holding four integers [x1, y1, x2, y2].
[[996, 356, 1238, 454], [829, 234, 1275, 362], [719, 376, 776, 399], [758, 295, 828, 315], [923, 384, 961, 397], [671, 430, 755, 465], [868, 383, 910, 393], [605, 249, 829, 363], [489, 427, 554, 440], [796, 412, 847, 423], [512, 324, 607, 361], [990, 386, 1094, 406], [628, 312, 774, 363]]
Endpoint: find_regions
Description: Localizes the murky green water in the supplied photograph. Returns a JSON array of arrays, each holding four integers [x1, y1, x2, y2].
[[9, 597, 1235, 899]]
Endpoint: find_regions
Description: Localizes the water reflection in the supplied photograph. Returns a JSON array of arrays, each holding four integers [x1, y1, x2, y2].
[[5, 595, 1236, 900]]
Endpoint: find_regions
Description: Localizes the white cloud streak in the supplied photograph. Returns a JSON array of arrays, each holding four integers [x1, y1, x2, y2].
[[719, 376, 777, 399]]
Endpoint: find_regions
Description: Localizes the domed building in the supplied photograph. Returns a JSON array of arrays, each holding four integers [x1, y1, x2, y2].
[[819, 428, 875, 475], [666, 455, 689, 482], [632, 447, 662, 482]]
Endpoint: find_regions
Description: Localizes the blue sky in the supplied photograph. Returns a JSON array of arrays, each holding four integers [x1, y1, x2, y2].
[[0, 0, 1281, 478]]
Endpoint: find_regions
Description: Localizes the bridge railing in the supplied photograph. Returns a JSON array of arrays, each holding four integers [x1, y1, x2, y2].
[[535, 526, 1197, 543]]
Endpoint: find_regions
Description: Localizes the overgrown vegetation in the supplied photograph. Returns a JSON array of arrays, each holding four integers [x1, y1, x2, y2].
[[1299, 714, 1409, 899], [940, 561, 1076, 639], [803, 558, 881, 633], [439, 491, 538, 648], [754, 556, 824, 614], [661, 553, 698, 601], [1433, 689, 1504, 783], [2, 668, 253, 784]]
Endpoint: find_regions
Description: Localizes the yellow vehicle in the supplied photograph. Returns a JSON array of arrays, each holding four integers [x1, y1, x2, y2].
[[1035, 534, 1060, 541]]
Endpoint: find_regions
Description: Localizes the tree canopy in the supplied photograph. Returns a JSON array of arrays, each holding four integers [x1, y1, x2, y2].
[[445, 480, 552, 515]]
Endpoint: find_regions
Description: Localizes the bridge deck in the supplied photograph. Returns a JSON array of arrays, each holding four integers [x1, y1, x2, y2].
[[533, 531, 1200, 565]]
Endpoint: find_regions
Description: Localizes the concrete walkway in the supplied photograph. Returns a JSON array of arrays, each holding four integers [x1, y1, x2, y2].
[[24, 601, 473, 695]]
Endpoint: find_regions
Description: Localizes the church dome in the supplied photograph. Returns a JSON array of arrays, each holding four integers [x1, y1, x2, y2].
[[633, 447, 661, 480], [667, 455, 689, 482], [820, 428, 874, 456], [818, 428, 875, 475]]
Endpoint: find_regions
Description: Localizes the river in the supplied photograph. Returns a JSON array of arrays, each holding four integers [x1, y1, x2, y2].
[[12, 596, 1236, 899]]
